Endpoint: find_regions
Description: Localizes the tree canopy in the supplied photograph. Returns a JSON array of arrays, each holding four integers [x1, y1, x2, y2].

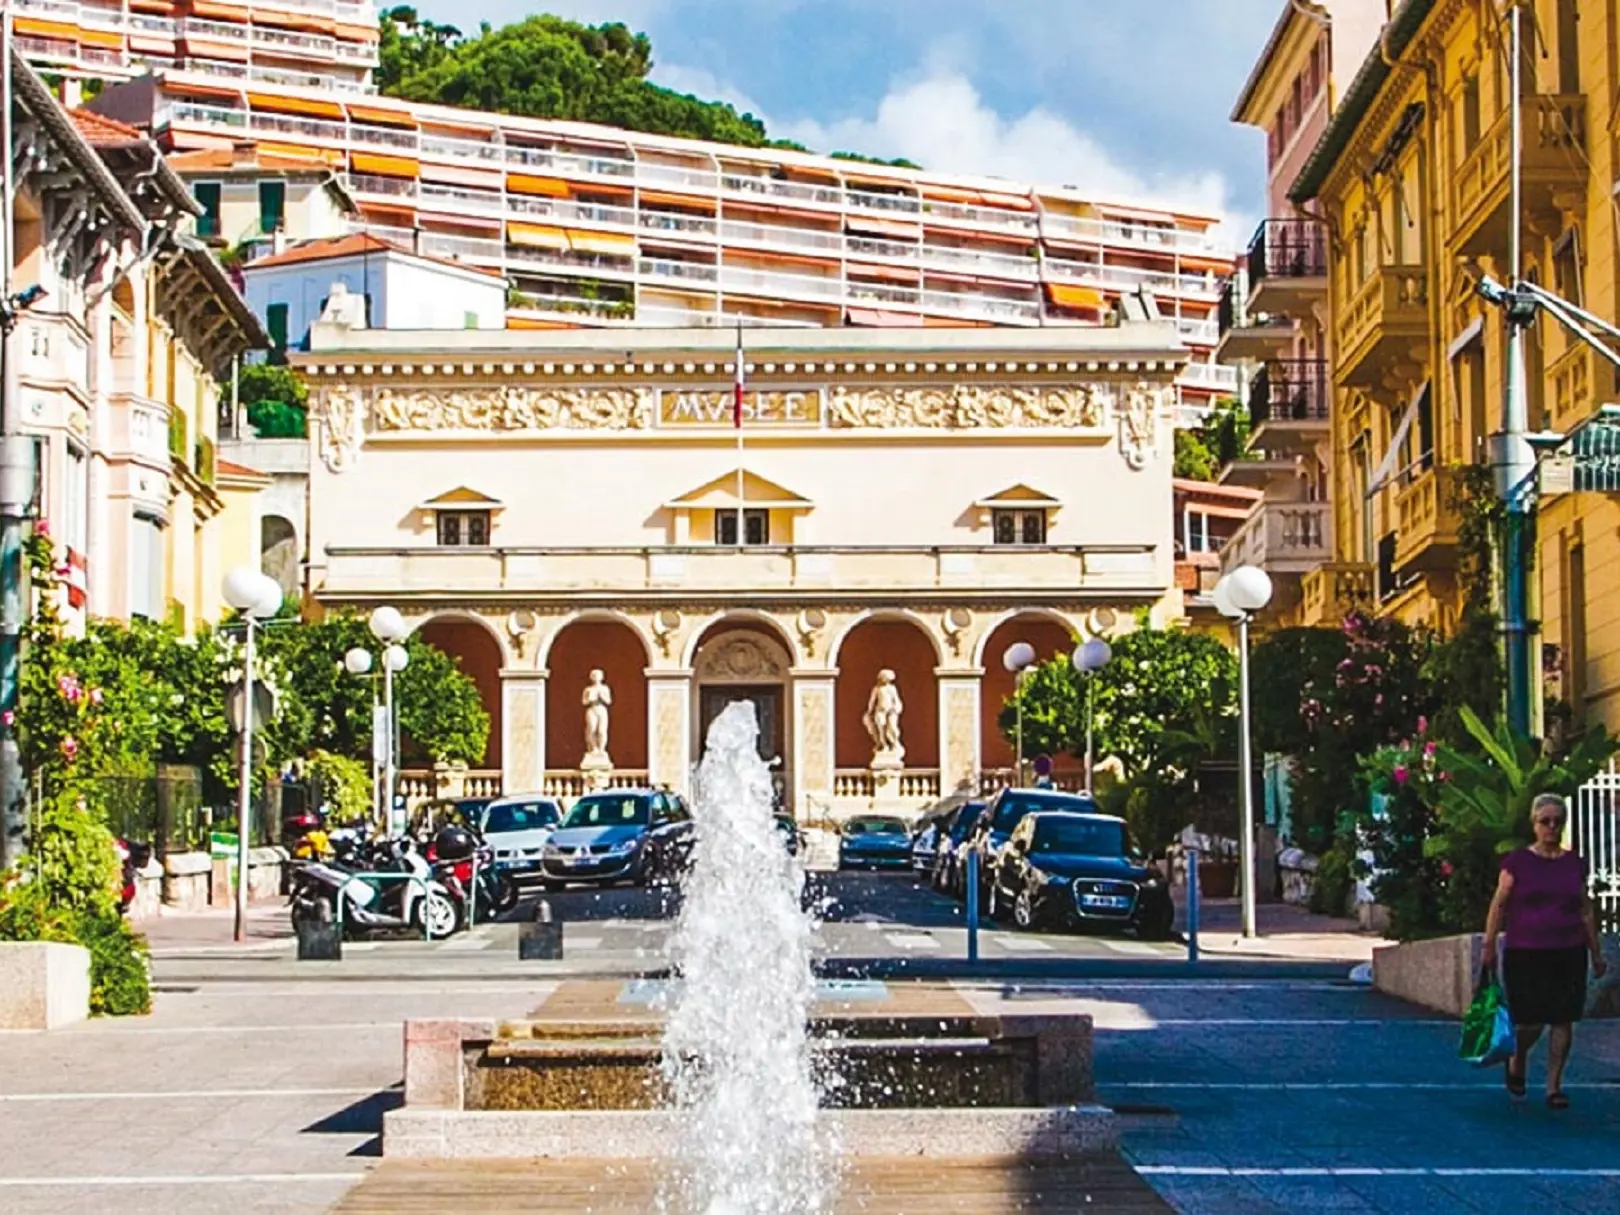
[[375, 8, 912, 164]]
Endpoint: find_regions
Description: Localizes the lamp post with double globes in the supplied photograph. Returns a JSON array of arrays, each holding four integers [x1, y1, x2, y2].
[[1002, 642, 1037, 786], [343, 646, 378, 820], [1213, 564, 1274, 939], [367, 607, 411, 834], [1072, 638, 1112, 792], [222, 566, 284, 943]]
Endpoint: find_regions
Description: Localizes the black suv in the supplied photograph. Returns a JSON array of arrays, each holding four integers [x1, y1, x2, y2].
[[988, 810, 1173, 938], [964, 787, 1100, 902]]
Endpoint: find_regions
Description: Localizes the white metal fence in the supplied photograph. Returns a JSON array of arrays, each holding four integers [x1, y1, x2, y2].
[[1574, 762, 1620, 931]]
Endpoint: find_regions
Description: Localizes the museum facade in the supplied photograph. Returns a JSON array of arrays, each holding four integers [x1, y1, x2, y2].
[[299, 322, 1188, 819]]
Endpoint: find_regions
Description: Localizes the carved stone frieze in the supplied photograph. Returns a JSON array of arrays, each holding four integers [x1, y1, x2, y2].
[[368, 384, 656, 433], [827, 383, 1113, 430], [1119, 381, 1166, 470], [318, 383, 366, 473]]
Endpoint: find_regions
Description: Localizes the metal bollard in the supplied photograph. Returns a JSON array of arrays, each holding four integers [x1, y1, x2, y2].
[[1186, 845, 1200, 965], [966, 849, 981, 964], [295, 897, 342, 961], [519, 898, 564, 960]]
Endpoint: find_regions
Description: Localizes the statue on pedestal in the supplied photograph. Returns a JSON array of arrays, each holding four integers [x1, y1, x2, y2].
[[863, 669, 905, 768], [582, 670, 613, 787]]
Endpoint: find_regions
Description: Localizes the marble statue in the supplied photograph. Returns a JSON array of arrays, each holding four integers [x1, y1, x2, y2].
[[863, 669, 905, 762], [582, 669, 613, 761]]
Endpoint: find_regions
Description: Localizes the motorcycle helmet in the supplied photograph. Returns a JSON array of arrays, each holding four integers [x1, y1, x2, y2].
[[434, 824, 476, 862]]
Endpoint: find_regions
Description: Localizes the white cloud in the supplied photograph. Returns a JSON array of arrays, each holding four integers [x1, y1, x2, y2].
[[650, 63, 767, 120], [772, 69, 1241, 231]]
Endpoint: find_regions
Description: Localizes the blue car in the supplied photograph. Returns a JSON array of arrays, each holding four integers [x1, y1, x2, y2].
[[838, 814, 914, 870], [539, 789, 693, 889]]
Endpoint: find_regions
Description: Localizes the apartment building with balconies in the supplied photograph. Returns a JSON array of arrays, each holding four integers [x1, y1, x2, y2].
[[5, 50, 266, 631], [72, 49, 1237, 407], [1289, 0, 1615, 733], [3, 0, 378, 94], [1214, 0, 1385, 623]]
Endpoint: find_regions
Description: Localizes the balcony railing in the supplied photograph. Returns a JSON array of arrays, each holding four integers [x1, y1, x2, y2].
[[1246, 218, 1327, 284], [1248, 359, 1329, 424], [319, 544, 1163, 599], [1301, 562, 1374, 626], [1452, 94, 1585, 251], [1220, 501, 1331, 574], [1178, 360, 1240, 393], [1394, 465, 1460, 571]]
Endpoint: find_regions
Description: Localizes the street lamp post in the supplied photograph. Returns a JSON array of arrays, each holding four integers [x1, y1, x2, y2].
[[1072, 638, 1112, 792], [368, 607, 409, 834], [222, 566, 284, 943], [343, 646, 377, 820], [1002, 642, 1036, 787], [1214, 565, 1273, 939]]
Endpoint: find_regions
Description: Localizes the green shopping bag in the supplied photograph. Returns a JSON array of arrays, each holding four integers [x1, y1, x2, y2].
[[1459, 969, 1515, 1067]]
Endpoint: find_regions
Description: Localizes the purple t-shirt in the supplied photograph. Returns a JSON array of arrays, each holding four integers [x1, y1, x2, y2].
[[1502, 848, 1588, 951]]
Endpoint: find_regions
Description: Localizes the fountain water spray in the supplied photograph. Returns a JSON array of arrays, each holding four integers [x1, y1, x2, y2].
[[658, 700, 837, 1214]]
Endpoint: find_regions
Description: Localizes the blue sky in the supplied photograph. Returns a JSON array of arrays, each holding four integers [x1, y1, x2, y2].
[[412, 1, 1286, 243]]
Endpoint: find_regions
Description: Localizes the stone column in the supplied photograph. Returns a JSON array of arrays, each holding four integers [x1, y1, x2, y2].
[[938, 669, 983, 799], [501, 670, 547, 795], [647, 670, 693, 797], [792, 670, 836, 822]]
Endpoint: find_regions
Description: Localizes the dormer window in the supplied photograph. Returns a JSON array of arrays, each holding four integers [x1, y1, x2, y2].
[[975, 483, 1059, 546], [663, 468, 811, 546], [716, 509, 770, 546], [993, 509, 1047, 546], [418, 486, 503, 547], [437, 510, 490, 547]]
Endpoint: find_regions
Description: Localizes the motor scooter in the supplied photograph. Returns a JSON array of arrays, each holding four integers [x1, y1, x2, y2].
[[114, 838, 152, 916], [289, 837, 460, 938]]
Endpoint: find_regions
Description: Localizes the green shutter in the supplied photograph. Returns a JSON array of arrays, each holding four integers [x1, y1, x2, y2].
[[258, 181, 286, 234], [193, 182, 221, 238]]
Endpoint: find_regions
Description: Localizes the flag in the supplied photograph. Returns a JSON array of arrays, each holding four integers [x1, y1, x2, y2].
[[733, 324, 745, 428]]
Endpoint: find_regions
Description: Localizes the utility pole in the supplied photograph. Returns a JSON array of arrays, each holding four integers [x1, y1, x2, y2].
[[0, 16, 27, 871], [1492, 0, 1538, 739]]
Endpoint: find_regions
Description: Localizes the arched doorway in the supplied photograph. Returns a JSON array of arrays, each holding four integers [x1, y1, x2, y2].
[[833, 616, 939, 773], [546, 618, 650, 777], [689, 619, 793, 780], [978, 613, 1079, 777], [416, 616, 505, 771]]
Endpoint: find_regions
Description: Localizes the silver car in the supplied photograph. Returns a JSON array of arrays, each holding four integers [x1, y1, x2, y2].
[[477, 795, 563, 883]]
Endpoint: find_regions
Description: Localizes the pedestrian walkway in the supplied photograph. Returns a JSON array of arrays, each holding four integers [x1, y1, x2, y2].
[[1185, 899, 1379, 964]]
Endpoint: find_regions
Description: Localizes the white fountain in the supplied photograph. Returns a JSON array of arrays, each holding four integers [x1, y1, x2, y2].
[[658, 700, 837, 1214]]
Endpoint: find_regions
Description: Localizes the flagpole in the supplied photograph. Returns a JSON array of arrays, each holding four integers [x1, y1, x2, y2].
[[734, 321, 745, 547]]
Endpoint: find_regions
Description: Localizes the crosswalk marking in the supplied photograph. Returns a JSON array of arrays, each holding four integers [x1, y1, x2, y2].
[[885, 933, 941, 950], [438, 935, 495, 952], [1102, 939, 1169, 956], [994, 935, 1054, 951]]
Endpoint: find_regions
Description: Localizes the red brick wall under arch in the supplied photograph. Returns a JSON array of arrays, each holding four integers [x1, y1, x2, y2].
[[416, 618, 504, 770], [835, 620, 939, 769], [979, 615, 1080, 773], [546, 621, 649, 771]]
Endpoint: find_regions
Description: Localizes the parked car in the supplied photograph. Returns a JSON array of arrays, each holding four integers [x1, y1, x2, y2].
[[837, 814, 913, 870], [965, 788, 1100, 903], [475, 794, 564, 884], [539, 789, 694, 889], [987, 810, 1174, 938], [931, 801, 986, 895]]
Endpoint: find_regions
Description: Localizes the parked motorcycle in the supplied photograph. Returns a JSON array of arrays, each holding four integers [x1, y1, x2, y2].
[[114, 838, 152, 916], [288, 835, 460, 938], [427, 825, 518, 924]]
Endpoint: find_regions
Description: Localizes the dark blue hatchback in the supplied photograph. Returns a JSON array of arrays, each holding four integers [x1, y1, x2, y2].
[[838, 814, 913, 870]]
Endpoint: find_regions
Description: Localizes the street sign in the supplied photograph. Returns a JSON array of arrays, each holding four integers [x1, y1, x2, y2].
[[372, 705, 391, 766], [226, 680, 278, 733]]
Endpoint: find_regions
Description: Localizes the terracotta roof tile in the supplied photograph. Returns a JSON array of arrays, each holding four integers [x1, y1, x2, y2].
[[69, 109, 144, 144], [245, 232, 504, 279], [216, 459, 269, 479], [166, 145, 336, 175]]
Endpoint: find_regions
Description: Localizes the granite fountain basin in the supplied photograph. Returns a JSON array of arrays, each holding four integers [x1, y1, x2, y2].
[[384, 979, 1115, 1160]]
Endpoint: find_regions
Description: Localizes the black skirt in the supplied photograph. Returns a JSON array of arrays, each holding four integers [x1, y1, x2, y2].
[[1503, 946, 1589, 1026]]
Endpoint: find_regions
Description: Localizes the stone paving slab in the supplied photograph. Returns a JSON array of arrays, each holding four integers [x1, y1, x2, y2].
[[332, 1156, 1170, 1212]]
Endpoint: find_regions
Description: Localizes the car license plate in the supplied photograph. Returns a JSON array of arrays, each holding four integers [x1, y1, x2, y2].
[[1081, 894, 1130, 910]]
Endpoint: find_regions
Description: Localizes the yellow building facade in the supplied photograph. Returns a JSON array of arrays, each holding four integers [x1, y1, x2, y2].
[[1289, 0, 1616, 730]]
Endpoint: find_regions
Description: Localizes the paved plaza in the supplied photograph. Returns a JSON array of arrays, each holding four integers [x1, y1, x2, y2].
[[1, 872, 1616, 1213]]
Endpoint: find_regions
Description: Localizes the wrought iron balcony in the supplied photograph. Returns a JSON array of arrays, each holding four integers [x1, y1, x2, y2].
[[1246, 219, 1328, 285], [1248, 359, 1329, 425]]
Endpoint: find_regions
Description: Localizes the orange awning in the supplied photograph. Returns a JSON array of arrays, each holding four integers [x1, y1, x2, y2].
[[506, 173, 570, 198], [76, 27, 127, 49], [846, 216, 920, 240], [640, 190, 715, 210], [170, 80, 244, 102], [422, 163, 502, 190], [359, 203, 417, 226], [351, 152, 419, 179], [249, 92, 344, 120], [508, 221, 569, 250], [334, 22, 373, 40], [922, 186, 985, 206], [1046, 283, 1105, 310], [980, 192, 1035, 211], [255, 141, 332, 165], [426, 118, 497, 137], [848, 307, 925, 327], [923, 221, 1032, 246], [129, 0, 175, 11], [840, 171, 909, 188], [14, 18, 78, 37], [507, 315, 580, 330], [347, 103, 417, 129], [566, 229, 636, 256], [128, 35, 176, 52], [847, 264, 918, 285], [192, 0, 247, 14]]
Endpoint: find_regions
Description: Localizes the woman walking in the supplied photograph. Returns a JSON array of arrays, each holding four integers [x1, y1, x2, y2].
[[1482, 793, 1608, 1107]]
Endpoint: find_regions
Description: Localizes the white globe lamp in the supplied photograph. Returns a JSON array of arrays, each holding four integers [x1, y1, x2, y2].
[[343, 647, 373, 676], [1211, 573, 1241, 619], [1228, 565, 1275, 614], [384, 644, 410, 674], [1002, 641, 1037, 673], [223, 566, 280, 618], [369, 605, 408, 643], [1073, 638, 1112, 674]]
